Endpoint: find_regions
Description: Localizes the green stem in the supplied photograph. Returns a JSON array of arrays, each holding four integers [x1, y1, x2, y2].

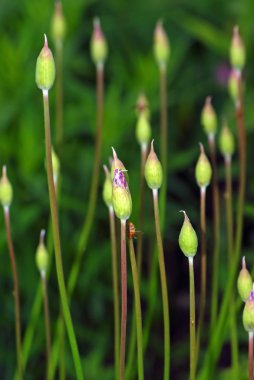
[[153, 189, 170, 380], [128, 238, 144, 380], [55, 41, 63, 147], [59, 310, 66, 380], [198, 70, 246, 379], [126, 144, 147, 380], [49, 63, 104, 379], [159, 64, 167, 229], [189, 257, 196, 380], [109, 207, 120, 380], [4, 206, 23, 380], [225, 155, 239, 378], [249, 332, 253, 380], [196, 187, 206, 368], [42, 90, 83, 380], [41, 273, 51, 380], [209, 134, 220, 332], [120, 219, 127, 380]]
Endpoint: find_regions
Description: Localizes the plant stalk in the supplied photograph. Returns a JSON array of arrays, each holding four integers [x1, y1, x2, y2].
[[41, 273, 51, 380], [196, 186, 206, 367], [189, 257, 196, 380], [42, 90, 83, 380], [55, 41, 63, 147], [249, 332, 253, 380], [128, 237, 144, 380], [208, 133, 220, 331], [120, 219, 127, 380], [153, 189, 170, 380], [4, 207, 23, 380], [109, 206, 120, 380]]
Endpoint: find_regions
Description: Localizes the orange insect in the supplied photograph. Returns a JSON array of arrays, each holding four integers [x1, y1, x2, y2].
[[127, 222, 141, 239]]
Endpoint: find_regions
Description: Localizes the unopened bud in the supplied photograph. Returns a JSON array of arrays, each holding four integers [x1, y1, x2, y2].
[[228, 69, 239, 102], [112, 168, 132, 221], [201, 96, 217, 135], [0, 166, 13, 208], [238, 257, 252, 302], [136, 111, 151, 147], [179, 211, 198, 258], [35, 230, 49, 275], [91, 18, 108, 66], [154, 20, 170, 67], [103, 165, 113, 208], [111, 147, 128, 183], [51, 1, 66, 44], [219, 121, 235, 157], [230, 26, 245, 70], [195, 143, 212, 188], [145, 140, 163, 190], [243, 288, 254, 333], [36, 35, 55, 91]]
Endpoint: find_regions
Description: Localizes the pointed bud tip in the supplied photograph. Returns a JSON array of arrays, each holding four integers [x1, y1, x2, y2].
[[2, 165, 7, 178], [242, 256, 246, 269], [111, 147, 117, 160], [44, 34, 48, 48], [93, 17, 100, 28], [205, 96, 212, 106], [40, 229, 46, 244], [103, 164, 109, 176], [199, 142, 204, 154]]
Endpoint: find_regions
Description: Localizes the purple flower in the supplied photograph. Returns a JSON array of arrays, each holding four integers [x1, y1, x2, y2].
[[113, 169, 127, 189]]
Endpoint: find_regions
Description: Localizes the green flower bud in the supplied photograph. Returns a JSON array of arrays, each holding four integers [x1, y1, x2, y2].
[[103, 165, 113, 208], [243, 289, 254, 333], [35, 230, 49, 275], [111, 148, 129, 183], [179, 211, 198, 258], [112, 164, 132, 221], [219, 121, 235, 157], [230, 26, 246, 70], [36, 35, 56, 91], [136, 111, 151, 147], [136, 93, 150, 120], [228, 69, 239, 102], [51, 1, 66, 44], [0, 166, 13, 208], [201, 96, 217, 136], [52, 148, 60, 186], [154, 20, 170, 67], [195, 143, 212, 188], [238, 257, 252, 302], [145, 140, 163, 190], [91, 18, 108, 66]]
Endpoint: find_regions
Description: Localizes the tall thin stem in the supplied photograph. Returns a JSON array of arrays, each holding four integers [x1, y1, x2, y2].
[[128, 238, 144, 380], [109, 207, 120, 380], [41, 273, 51, 380], [189, 257, 196, 380], [249, 332, 253, 380], [55, 41, 63, 147], [159, 64, 167, 229], [120, 219, 127, 380], [42, 90, 83, 380], [208, 134, 220, 331], [225, 155, 239, 377], [126, 144, 147, 380], [152, 189, 170, 380], [196, 186, 206, 366], [4, 207, 23, 379]]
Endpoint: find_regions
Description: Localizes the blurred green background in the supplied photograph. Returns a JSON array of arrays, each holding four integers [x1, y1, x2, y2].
[[1, 0, 254, 378]]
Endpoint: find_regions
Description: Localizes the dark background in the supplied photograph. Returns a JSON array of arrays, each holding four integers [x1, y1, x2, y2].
[[1, 0, 254, 378]]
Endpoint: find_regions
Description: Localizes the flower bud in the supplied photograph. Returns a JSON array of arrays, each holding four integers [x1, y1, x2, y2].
[[52, 148, 60, 186], [111, 147, 129, 183], [228, 69, 239, 102], [35, 230, 49, 275], [201, 96, 217, 135], [136, 93, 150, 120], [51, 1, 66, 44], [103, 165, 113, 208], [230, 26, 246, 70], [136, 111, 151, 147], [195, 143, 212, 188], [0, 166, 13, 208], [243, 288, 254, 333], [179, 211, 198, 258], [154, 20, 170, 67], [112, 168, 132, 221], [238, 257, 252, 302], [36, 35, 56, 91], [145, 140, 163, 190], [91, 18, 108, 66], [219, 121, 235, 157]]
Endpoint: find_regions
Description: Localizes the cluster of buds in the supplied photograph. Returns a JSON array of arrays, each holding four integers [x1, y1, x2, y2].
[[178, 211, 198, 258], [201, 96, 217, 138], [0, 166, 13, 209], [154, 20, 170, 69], [90, 18, 108, 68], [237, 258, 254, 333], [35, 35, 56, 92], [145, 140, 163, 190], [195, 143, 212, 189]]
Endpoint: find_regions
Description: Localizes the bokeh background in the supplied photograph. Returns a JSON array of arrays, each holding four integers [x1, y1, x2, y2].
[[1, 0, 254, 378]]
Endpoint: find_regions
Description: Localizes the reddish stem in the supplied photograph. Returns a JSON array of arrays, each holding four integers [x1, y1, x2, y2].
[[120, 219, 127, 380]]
